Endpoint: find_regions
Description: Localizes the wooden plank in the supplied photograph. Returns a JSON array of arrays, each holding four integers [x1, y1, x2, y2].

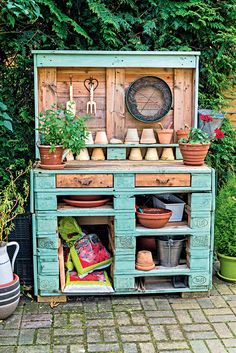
[[56, 174, 113, 188], [37, 295, 67, 303], [181, 291, 210, 298], [38, 68, 46, 114], [57, 81, 105, 97], [183, 69, 194, 128], [45, 68, 57, 110], [173, 69, 185, 136], [135, 173, 191, 187], [57, 68, 106, 81]]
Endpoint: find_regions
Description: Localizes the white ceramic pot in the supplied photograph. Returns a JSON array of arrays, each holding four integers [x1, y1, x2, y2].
[[0, 242, 19, 286]]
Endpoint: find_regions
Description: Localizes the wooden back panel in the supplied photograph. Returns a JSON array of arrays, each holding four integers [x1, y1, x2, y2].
[[37, 67, 195, 141]]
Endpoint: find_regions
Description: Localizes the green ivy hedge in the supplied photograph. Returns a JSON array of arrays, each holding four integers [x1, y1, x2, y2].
[[0, 0, 236, 187]]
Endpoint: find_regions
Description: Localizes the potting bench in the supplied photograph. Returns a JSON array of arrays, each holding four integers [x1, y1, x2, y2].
[[31, 51, 215, 300]]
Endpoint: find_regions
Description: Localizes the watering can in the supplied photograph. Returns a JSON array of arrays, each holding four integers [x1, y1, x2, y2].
[[0, 242, 19, 285]]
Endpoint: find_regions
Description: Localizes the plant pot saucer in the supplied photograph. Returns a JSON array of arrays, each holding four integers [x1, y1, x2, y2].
[[63, 198, 110, 208], [39, 163, 65, 170], [217, 271, 236, 283]]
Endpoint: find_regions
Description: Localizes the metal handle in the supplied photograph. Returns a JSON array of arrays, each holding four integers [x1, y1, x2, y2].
[[7, 241, 19, 272], [156, 178, 170, 185], [76, 178, 93, 186]]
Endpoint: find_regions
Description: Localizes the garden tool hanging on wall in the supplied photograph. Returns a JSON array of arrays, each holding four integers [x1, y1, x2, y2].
[[84, 77, 99, 115], [66, 76, 76, 116]]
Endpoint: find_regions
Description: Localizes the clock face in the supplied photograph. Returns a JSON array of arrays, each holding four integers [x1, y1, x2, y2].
[[125, 76, 172, 123]]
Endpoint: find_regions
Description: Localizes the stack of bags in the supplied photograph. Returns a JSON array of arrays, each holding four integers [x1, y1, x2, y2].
[[58, 217, 113, 293]]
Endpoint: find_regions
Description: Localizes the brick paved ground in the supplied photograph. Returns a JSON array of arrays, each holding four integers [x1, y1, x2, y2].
[[1, 277, 236, 353]]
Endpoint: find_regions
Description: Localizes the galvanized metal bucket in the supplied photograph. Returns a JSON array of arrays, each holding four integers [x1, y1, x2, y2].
[[157, 236, 186, 267]]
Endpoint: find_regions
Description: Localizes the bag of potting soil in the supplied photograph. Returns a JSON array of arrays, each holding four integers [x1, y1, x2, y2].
[[70, 233, 112, 276], [59, 217, 112, 276], [64, 270, 114, 293]]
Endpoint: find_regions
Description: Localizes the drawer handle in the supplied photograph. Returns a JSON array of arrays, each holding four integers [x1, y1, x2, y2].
[[76, 178, 93, 186], [156, 178, 170, 185]]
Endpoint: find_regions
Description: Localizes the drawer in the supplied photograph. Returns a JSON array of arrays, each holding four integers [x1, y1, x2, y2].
[[56, 174, 113, 188], [135, 174, 191, 187]]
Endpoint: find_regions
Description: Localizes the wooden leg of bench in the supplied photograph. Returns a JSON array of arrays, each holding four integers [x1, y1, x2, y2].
[[181, 291, 211, 299], [37, 295, 67, 303]]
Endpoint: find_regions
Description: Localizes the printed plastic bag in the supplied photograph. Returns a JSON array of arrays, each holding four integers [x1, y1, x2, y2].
[[70, 233, 112, 276]]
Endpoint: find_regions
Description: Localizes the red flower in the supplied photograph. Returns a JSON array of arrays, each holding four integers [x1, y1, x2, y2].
[[214, 128, 225, 139], [200, 114, 214, 123]]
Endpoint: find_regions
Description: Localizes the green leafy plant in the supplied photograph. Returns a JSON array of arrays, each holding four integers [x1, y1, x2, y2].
[[206, 118, 236, 189], [214, 175, 236, 257], [38, 106, 89, 154], [0, 167, 30, 244]]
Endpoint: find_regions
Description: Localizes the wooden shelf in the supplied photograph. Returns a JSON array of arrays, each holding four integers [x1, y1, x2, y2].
[[85, 144, 179, 148], [136, 221, 191, 235], [130, 264, 190, 277], [57, 202, 115, 216]]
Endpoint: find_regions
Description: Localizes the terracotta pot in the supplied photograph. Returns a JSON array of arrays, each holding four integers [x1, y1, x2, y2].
[[145, 148, 159, 161], [85, 131, 94, 145], [91, 148, 105, 160], [129, 148, 143, 161], [65, 150, 74, 161], [137, 237, 156, 252], [160, 147, 175, 161], [39, 145, 63, 165], [140, 129, 156, 144], [136, 250, 155, 271], [179, 143, 210, 166], [94, 131, 108, 144], [136, 208, 172, 228], [76, 148, 90, 161], [156, 129, 173, 144], [176, 129, 190, 142], [125, 128, 139, 144]]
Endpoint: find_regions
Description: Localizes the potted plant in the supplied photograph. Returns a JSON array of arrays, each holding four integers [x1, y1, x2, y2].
[[215, 176, 236, 282], [179, 114, 224, 165], [38, 105, 88, 168], [0, 167, 29, 319]]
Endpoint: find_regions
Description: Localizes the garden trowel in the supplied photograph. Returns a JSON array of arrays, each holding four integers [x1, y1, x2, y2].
[[66, 77, 76, 116]]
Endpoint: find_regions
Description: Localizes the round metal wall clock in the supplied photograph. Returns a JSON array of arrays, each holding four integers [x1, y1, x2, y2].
[[125, 76, 172, 123]]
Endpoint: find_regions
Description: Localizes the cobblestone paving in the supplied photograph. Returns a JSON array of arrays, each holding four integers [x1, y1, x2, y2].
[[1, 278, 236, 353]]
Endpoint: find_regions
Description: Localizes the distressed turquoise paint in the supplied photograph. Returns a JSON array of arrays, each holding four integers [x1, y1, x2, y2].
[[192, 174, 211, 190], [107, 148, 126, 160], [114, 174, 134, 189], [35, 193, 57, 211], [190, 193, 212, 211], [114, 197, 135, 210]]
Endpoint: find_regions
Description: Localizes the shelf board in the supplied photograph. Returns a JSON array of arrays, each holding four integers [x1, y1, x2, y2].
[[57, 202, 115, 216], [136, 221, 192, 235], [85, 144, 179, 148], [115, 264, 190, 277]]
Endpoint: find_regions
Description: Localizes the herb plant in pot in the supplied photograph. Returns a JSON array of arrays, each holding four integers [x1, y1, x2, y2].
[[38, 106, 88, 168], [215, 176, 236, 282], [179, 114, 224, 166], [0, 168, 29, 319]]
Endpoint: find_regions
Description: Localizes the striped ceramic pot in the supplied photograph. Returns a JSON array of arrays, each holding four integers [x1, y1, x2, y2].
[[0, 274, 20, 319]]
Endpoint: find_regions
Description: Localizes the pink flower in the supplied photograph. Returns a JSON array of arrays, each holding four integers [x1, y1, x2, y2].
[[214, 128, 225, 139], [200, 114, 214, 123]]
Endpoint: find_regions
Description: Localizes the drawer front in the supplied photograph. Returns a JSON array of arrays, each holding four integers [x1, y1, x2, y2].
[[135, 174, 191, 187], [56, 174, 113, 188]]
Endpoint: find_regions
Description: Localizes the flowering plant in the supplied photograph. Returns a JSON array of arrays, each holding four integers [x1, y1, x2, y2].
[[179, 114, 224, 144]]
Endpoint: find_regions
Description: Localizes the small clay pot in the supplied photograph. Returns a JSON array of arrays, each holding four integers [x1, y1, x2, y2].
[[125, 128, 139, 144], [76, 148, 90, 161], [136, 250, 155, 271], [137, 237, 156, 252], [91, 148, 105, 160], [94, 131, 108, 144], [156, 129, 173, 144], [176, 129, 190, 142], [136, 208, 172, 228], [39, 145, 63, 165], [129, 148, 143, 161], [145, 148, 159, 161], [85, 131, 94, 145], [160, 148, 175, 161], [140, 129, 156, 144], [179, 143, 210, 166]]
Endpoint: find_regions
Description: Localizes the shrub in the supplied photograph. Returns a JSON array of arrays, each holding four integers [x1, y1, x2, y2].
[[214, 175, 236, 257], [206, 118, 236, 189]]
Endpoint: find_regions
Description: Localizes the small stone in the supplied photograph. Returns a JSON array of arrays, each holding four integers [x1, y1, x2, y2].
[[110, 138, 123, 144]]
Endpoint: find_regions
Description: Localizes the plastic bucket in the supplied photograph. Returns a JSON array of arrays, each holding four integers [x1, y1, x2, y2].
[[157, 236, 186, 267]]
